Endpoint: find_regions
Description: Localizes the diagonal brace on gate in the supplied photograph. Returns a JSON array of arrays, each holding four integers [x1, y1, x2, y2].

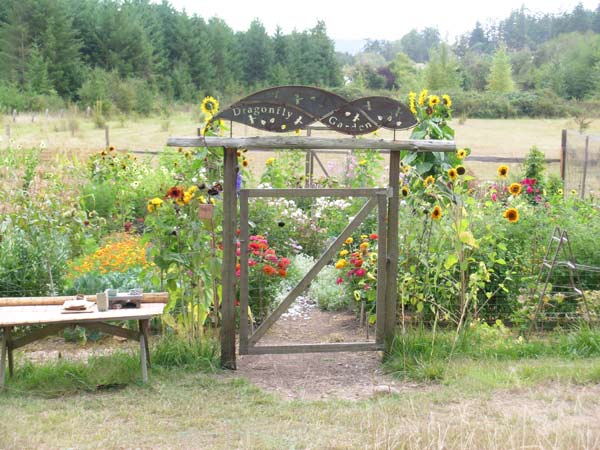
[[244, 191, 385, 348]]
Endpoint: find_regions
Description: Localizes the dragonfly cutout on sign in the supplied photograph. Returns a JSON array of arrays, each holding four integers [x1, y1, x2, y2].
[[209, 86, 417, 136]]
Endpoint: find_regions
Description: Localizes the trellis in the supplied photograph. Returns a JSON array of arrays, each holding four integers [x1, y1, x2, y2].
[[167, 135, 455, 368]]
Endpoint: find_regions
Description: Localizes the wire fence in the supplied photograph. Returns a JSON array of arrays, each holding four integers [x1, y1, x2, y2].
[[563, 130, 600, 198]]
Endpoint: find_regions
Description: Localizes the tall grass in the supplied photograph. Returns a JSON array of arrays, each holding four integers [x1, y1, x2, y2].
[[4, 335, 219, 397], [384, 323, 600, 382]]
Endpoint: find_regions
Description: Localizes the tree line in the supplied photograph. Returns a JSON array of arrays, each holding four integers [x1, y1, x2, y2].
[[0, 0, 599, 117], [0, 0, 340, 114]]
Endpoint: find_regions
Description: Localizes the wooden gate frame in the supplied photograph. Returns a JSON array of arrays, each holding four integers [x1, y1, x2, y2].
[[166, 136, 456, 369], [239, 187, 389, 355]]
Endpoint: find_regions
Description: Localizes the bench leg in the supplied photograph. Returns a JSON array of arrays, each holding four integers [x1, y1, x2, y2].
[[139, 320, 149, 383], [0, 327, 8, 390], [6, 327, 13, 377]]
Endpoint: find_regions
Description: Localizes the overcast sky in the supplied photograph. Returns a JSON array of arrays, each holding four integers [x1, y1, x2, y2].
[[167, 0, 598, 43]]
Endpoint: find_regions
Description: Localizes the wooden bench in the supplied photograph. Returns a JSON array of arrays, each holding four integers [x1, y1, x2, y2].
[[0, 293, 168, 388]]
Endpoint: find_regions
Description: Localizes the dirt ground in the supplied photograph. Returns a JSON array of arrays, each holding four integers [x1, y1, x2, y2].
[[231, 299, 412, 400]]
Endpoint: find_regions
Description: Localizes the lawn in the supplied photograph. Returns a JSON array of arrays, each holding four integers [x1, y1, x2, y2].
[[1, 357, 600, 449]]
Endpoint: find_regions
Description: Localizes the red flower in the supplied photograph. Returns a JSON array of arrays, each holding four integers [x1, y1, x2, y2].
[[278, 257, 291, 269], [263, 265, 276, 276], [277, 268, 287, 277], [165, 186, 184, 199], [248, 259, 257, 267], [336, 277, 343, 285], [353, 259, 363, 268], [369, 233, 378, 240], [124, 221, 133, 232], [355, 268, 366, 277]]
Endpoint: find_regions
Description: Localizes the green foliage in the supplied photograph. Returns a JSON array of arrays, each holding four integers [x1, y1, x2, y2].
[[522, 145, 546, 180], [487, 45, 515, 93], [385, 324, 600, 382], [152, 334, 219, 370], [425, 44, 462, 90]]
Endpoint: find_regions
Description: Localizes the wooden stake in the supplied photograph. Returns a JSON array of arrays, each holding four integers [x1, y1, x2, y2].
[[220, 148, 237, 370]]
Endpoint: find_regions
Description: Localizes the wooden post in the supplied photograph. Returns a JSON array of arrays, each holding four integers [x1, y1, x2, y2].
[[0, 327, 8, 389], [105, 126, 110, 148], [220, 147, 237, 369], [560, 129, 567, 181], [375, 190, 388, 345], [384, 150, 401, 350], [581, 135, 589, 199], [239, 190, 249, 355]]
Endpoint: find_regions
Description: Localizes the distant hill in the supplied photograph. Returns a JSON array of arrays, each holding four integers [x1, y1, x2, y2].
[[334, 39, 366, 55]]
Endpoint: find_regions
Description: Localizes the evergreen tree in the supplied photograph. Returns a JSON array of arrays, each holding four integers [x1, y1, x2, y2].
[[26, 45, 53, 94], [425, 44, 461, 90], [487, 45, 515, 92], [240, 19, 274, 86]]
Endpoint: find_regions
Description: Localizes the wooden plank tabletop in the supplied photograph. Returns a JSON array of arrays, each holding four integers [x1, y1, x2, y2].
[[0, 303, 165, 327]]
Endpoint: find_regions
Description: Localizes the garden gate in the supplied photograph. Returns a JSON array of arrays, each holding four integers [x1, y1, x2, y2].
[[168, 86, 455, 369]]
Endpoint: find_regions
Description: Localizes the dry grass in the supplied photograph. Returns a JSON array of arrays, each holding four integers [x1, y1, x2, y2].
[[3, 113, 600, 181], [2, 358, 600, 449]]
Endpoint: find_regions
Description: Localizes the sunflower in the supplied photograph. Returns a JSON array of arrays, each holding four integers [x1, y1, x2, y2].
[[418, 89, 428, 106], [200, 96, 219, 117], [345, 237, 353, 245], [408, 91, 417, 114], [497, 165, 509, 178], [503, 208, 519, 223], [442, 94, 452, 108], [428, 95, 440, 107], [457, 148, 467, 159], [431, 205, 442, 221], [242, 159, 249, 167], [509, 183, 522, 195], [401, 186, 409, 197], [456, 165, 466, 176], [448, 168, 458, 181], [423, 175, 435, 187], [266, 157, 275, 166]]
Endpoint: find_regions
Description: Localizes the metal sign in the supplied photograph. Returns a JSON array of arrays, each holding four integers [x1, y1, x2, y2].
[[210, 86, 417, 136]]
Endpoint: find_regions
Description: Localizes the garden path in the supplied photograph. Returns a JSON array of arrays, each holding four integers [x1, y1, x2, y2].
[[229, 297, 415, 400]]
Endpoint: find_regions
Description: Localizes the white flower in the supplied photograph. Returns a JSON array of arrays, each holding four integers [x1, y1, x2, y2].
[[39, 141, 46, 149]]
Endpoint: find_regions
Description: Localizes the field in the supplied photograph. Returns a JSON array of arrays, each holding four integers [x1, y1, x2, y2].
[[3, 112, 600, 181]]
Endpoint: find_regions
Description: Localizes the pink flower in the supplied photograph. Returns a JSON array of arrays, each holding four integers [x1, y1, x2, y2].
[[355, 268, 366, 277], [248, 259, 257, 266], [527, 186, 533, 194], [336, 277, 343, 285], [491, 193, 498, 202], [236, 249, 240, 256]]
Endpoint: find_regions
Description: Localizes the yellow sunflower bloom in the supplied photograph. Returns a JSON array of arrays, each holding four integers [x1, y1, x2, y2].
[[503, 208, 519, 223], [457, 148, 467, 159], [423, 175, 435, 187], [409, 91, 417, 114], [431, 205, 442, 221], [509, 183, 522, 195], [401, 186, 409, 197], [200, 96, 219, 117], [448, 168, 458, 181], [418, 89, 428, 106], [442, 94, 452, 108], [428, 95, 440, 107], [497, 165, 509, 178]]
